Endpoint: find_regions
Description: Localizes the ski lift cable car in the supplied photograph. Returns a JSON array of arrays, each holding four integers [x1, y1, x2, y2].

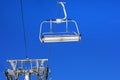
[[39, 2, 81, 43]]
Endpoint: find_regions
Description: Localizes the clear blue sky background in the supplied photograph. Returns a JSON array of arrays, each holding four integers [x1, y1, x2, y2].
[[0, 0, 120, 80]]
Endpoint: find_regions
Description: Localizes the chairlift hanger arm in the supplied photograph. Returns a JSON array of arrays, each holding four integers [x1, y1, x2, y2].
[[57, 2, 67, 19]]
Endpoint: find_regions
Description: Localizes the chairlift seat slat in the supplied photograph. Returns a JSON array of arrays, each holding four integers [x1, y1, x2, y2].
[[41, 35, 81, 43]]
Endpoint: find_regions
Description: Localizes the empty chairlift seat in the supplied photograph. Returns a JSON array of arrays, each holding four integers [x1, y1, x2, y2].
[[39, 2, 81, 43]]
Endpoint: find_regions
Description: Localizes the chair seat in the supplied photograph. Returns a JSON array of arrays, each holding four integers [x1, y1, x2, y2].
[[41, 32, 81, 43]]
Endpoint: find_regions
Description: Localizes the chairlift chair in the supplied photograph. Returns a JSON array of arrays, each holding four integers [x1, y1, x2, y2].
[[39, 2, 81, 43], [4, 58, 51, 80]]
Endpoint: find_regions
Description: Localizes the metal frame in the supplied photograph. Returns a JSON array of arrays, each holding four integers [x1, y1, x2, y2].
[[4, 58, 52, 80], [39, 2, 81, 43]]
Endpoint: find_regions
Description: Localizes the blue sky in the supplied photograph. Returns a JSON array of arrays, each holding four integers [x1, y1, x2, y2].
[[0, 0, 120, 80]]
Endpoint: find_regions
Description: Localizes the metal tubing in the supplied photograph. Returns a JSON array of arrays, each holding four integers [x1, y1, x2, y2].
[[58, 2, 67, 19], [24, 73, 30, 80]]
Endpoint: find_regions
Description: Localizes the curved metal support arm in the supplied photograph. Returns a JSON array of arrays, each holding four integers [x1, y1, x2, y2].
[[39, 21, 51, 42], [58, 2, 67, 19], [67, 20, 80, 35]]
